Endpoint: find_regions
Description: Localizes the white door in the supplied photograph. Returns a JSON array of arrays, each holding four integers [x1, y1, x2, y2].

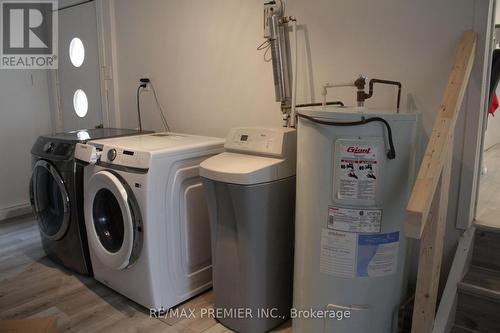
[[57, 1, 102, 131]]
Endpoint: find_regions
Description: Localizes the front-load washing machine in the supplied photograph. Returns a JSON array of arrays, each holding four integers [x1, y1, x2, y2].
[[30, 128, 149, 276], [75, 132, 224, 311]]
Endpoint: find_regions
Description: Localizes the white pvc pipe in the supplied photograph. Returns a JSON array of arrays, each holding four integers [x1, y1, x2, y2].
[[290, 19, 298, 127], [321, 81, 356, 106]]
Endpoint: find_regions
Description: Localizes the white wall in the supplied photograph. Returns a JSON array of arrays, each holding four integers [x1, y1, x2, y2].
[[113, 0, 282, 135], [0, 71, 53, 219], [496, 0, 500, 23], [112, 0, 477, 134], [110, 0, 490, 279]]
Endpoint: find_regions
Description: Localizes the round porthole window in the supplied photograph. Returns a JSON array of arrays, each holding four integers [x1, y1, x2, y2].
[[73, 89, 88, 118], [69, 37, 85, 67]]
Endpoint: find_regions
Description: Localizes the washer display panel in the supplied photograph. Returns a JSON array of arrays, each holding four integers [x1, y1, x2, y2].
[[31, 160, 70, 240]]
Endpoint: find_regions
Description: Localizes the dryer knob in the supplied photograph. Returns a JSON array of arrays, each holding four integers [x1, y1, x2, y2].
[[43, 142, 55, 153], [107, 149, 117, 161]]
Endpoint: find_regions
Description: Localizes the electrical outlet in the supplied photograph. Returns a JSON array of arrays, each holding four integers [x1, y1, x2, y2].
[[140, 77, 152, 91]]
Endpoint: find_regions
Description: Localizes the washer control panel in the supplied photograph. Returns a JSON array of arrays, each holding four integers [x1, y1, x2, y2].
[[33, 138, 72, 158], [99, 146, 150, 169], [75, 143, 150, 169]]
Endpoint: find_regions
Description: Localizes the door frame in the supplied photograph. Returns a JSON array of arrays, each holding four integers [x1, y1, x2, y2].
[[457, 0, 495, 228], [95, 0, 121, 128]]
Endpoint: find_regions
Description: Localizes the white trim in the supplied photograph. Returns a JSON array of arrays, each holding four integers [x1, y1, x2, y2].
[[47, 69, 63, 132], [0, 203, 33, 221], [96, 0, 109, 127], [95, 0, 121, 128], [456, 0, 495, 230]]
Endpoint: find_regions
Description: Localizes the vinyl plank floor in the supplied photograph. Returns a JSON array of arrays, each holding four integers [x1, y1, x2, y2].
[[476, 144, 500, 228], [0, 215, 292, 332]]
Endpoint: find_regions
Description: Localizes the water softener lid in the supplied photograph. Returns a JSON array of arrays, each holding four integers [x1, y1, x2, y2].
[[200, 152, 291, 185]]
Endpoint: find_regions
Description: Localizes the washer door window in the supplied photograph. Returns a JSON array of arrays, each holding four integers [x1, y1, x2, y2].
[[85, 170, 142, 270], [30, 160, 70, 240], [93, 188, 124, 253]]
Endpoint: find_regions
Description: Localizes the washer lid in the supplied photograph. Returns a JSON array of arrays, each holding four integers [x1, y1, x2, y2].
[[200, 152, 294, 185]]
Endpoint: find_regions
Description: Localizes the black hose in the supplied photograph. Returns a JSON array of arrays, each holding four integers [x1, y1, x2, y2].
[[297, 112, 396, 160], [136, 86, 143, 131]]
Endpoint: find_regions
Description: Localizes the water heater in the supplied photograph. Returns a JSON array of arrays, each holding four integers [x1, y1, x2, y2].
[[293, 106, 417, 332]]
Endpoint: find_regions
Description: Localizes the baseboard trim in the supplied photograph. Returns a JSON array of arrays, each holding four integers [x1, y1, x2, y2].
[[0, 203, 32, 221]]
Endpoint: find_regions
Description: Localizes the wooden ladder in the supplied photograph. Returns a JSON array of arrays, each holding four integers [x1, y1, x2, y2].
[[406, 30, 477, 333]]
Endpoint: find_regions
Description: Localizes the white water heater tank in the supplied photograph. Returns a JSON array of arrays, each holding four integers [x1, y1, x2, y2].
[[293, 106, 418, 333]]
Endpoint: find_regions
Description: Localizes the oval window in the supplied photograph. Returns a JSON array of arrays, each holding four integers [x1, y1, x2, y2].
[[73, 89, 88, 118], [69, 37, 85, 67]]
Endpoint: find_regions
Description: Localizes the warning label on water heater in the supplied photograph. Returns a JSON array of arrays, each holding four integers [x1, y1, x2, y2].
[[320, 229, 400, 278], [328, 206, 382, 233], [320, 229, 357, 278], [335, 141, 379, 201], [357, 232, 399, 277]]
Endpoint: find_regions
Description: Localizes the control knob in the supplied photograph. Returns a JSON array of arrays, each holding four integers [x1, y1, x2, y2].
[[107, 149, 117, 161], [43, 142, 55, 153]]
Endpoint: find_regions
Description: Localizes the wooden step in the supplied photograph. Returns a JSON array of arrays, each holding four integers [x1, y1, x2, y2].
[[450, 325, 479, 333], [454, 266, 500, 332], [461, 266, 500, 300], [470, 228, 500, 272]]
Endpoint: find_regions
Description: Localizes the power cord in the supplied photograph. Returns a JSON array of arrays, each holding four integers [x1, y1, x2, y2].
[[136, 78, 171, 131], [149, 80, 171, 131], [136, 81, 146, 131]]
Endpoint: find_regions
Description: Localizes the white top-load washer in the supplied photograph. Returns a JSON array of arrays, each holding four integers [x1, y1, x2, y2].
[[75, 132, 224, 312]]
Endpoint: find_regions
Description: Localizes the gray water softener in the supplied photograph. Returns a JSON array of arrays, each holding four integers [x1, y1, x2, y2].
[[200, 127, 297, 333]]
